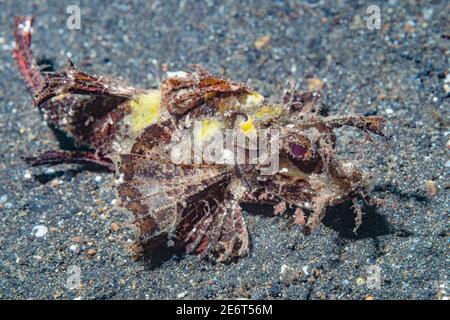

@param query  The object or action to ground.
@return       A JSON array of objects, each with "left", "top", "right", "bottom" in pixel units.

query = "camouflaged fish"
[{"left": 14, "top": 16, "right": 387, "bottom": 262}]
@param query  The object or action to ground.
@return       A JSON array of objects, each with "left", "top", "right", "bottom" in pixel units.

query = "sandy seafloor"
[{"left": 0, "top": 0, "right": 448, "bottom": 300}]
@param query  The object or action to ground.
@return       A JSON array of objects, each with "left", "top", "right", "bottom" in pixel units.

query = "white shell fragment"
[{"left": 31, "top": 225, "right": 48, "bottom": 238}]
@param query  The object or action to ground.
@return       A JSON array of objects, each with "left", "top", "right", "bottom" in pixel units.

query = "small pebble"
[
  {"left": 24, "top": 171, "right": 32, "bottom": 179},
  {"left": 404, "top": 21, "right": 415, "bottom": 33},
  {"left": 356, "top": 277, "right": 366, "bottom": 285},
  {"left": 280, "top": 264, "right": 301, "bottom": 285},
  {"left": 425, "top": 180, "right": 437, "bottom": 197},
  {"left": 0, "top": 195, "right": 7, "bottom": 204},
  {"left": 31, "top": 225, "right": 48, "bottom": 238},
  {"left": 86, "top": 248, "right": 97, "bottom": 257},
  {"left": 50, "top": 179, "right": 62, "bottom": 187},
  {"left": 445, "top": 160, "right": 450, "bottom": 168},
  {"left": 254, "top": 35, "right": 271, "bottom": 49},
  {"left": 69, "top": 244, "right": 80, "bottom": 254},
  {"left": 302, "top": 265, "right": 310, "bottom": 276},
  {"left": 177, "top": 291, "right": 187, "bottom": 299},
  {"left": 44, "top": 168, "right": 55, "bottom": 175},
  {"left": 444, "top": 84, "right": 450, "bottom": 93},
  {"left": 95, "top": 176, "right": 102, "bottom": 182},
  {"left": 110, "top": 222, "right": 120, "bottom": 232},
  {"left": 71, "top": 236, "right": 82, "bottom": 242}
]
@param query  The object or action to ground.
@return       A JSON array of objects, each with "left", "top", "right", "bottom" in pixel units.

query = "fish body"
[{"left": 14, "top": 16, "right": 387, "bottom": 263}]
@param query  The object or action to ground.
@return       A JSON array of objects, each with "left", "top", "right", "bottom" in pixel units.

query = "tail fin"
[{"left": 13, "top": 16, "right": 43, "bottom": 93}]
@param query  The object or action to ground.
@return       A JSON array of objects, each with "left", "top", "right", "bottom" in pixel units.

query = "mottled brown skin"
[
  {"left": 14, "top": 16, "right": 387, "bottom": 263},
  {"left": 161, "top": 65, "right": 254, "bottom": 118},
  {"left": 13, "top": 17, "right": 139, "bottom": 170},
  {"left": 117, "top": 71, "right": 386, "bottom": 263}
]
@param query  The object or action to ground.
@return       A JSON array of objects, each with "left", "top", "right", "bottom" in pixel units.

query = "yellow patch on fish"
[
  {"left": 240, "top": 116, "right": 256, "bottom": 136},
  {"left": 218, "top": 91, "right": 264, "bottom": 115},
  {"left": 241, "top": 91, "right": 264, "bottom": 109},
  {"left": 254, "top": 105, "right": 283, "bottom": 120},
  {"left": 199, "top": 119, "right": 222, "bottom": 140},
  {"left": 129, "top": 91, "right": 161, "bottom": 133}
]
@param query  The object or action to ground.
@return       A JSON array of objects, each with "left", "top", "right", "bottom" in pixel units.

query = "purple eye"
[{"left": 290, "top": 143, "right": 308, "bottom": 158}]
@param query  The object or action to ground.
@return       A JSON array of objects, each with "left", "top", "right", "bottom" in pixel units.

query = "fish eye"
[
  {"left": 286, "top": 139, "right": 324, "bottom": 174},
  {"left": 289, "top": 142, "right": 308, "bottom": 158}
]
